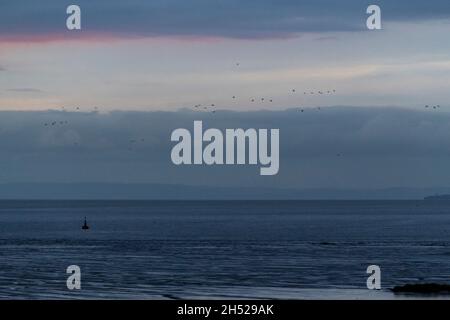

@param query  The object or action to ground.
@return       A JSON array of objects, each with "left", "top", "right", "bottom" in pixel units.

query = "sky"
[
  {"left": 1, "top": 1, "right": 450, "bottom": 195},
  {"left": 1, "top": 1, "right": 450, "bottom": 110}
]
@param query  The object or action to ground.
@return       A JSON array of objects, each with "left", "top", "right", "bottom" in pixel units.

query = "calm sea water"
[{"left": 0, "top": 200, "right": 449, "bottom": 299}]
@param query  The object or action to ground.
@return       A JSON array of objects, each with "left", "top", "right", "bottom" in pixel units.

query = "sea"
[{"left": 0, "top": 200, "right": 449, "bottom": 300}]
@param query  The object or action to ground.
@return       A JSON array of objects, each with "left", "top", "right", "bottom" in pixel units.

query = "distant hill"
[
  {"left": 424, "top": 195, "right": 450, "bottom": 200},
  {"left": 1, "top": 183, "right": 450, "bottom": 200}
]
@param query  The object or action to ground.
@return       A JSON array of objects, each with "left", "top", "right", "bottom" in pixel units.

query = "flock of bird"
[
  {"left": 37, "top": 62, "right": 444, "bottom": 158},
  {"left": 127, "top": 138, "right": 146, "bottom": 151},
  {"left": 187, "top": 62, "right": 342, "bottom": 113},
  {"left": 192, "top": 87, "right": 338, "bottom": 113},
  {"left": 43, "top": 106, "right": 99, "bottom": 128},
  {"left": 40, "top": 62, "right": 444, "bottom": 118},
  {"left": 44, "top": 120, "right": 68, "bottom": 127},
  {"left": 425, "top": 105, "right": 441, "bottom": 110},
  {"left": 41, "top": 106, "right": 151, "bottom": 150}
]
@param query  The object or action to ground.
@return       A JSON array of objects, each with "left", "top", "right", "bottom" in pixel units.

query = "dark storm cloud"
[
  {"left": 0, "top": 107, "right": 450, "bottom": 190},
  {"left": 2, "top": 1, "right": 450, "bottom": 40}
]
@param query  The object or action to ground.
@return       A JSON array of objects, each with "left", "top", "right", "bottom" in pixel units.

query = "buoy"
[{"left": 82, "top": 217, "right": 90, "bottom": 230}]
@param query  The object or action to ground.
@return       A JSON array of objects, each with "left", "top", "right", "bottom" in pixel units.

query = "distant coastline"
[
  {"left": 2, "top": 183, "right": 450, "bottom": 200},
  {"left": 424, "top": 195, "right": 450, "bottom": 200}
]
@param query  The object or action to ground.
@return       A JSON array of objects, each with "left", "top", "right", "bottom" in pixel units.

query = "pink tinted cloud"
[
  {"left": 0, "top": 30, "right": 296, "bottom": 47},
  {"left": 0, "top": 32, "right": 137, "bottom": 45}
]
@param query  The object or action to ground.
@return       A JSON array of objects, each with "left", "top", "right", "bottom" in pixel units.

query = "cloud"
[
  {"left": 2, "top": 1, "right": 450, "bottom": 41},
  {"left": 6, "top": 88, "right": 43, "bottom": 93},
  {"left": 0, "top": 106, "right": 450, "bottom": 190}
]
